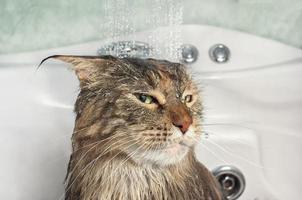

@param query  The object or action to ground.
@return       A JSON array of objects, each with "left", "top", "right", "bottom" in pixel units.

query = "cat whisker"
[
  {"left": 190, "top": 137, "right": 227, "bottom": 164},
  {"left": 90, "top": 138, "right": 141, "bottom": 171},
  {"left": 135, "top": 140, "right": 157, "bottom": 161},
  {"left": 66, "top": 133, "right": 125, "bottom": 178},
  {"left": 205, "top": 138, "right": 272, "bottom": 170},
  {"left": 202, "top": 123, "right": 256, "bottom": 131},
  {"left": 95, "top": 141, "right": 148, "bottom": 193},
  {"left": 197, "top": 141, "right": 229, "bottom": 165},
  {"left": 64, "top": 134, "right": 130, "bottom": 182},
  {"left": 73, "top": 134, "right": 125, "bottom": 155},
  {"left": 190, "top": 135, "right": 271, "bottom": 169},
  {"left": 60, "top": 138, "right": 138, "bottom": 200},
  {"left": 202, "top": 130, "right": 258, "bottom": 149},
  {"left": 191, "top": 136, "right": 272, "bottom": 170},
  {"left": 45, "top": 136, "right": 119, "bottom": 166}
]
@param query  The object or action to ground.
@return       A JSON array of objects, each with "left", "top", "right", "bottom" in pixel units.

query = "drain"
[{"left": 212, "top": 165, "right": 245, "bottom": 200}]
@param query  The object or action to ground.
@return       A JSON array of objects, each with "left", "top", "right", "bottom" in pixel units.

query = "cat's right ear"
[{"left": 39, "top": 55, "right": 115, "bottom": 83}]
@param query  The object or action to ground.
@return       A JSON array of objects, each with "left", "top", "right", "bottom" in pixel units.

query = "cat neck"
[
  {"left": 97, "top": 148, "right": 196, "bottom": 178},
  {"left": 68, "top": 150, "right": 200, "bottom": 200}
]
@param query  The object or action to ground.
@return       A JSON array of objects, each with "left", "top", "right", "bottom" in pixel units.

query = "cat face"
[{"left": 51, "top": 55, "right": 202, "bottom": 166}]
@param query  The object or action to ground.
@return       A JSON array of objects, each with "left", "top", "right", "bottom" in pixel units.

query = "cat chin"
[
  {"left": 125, "top": 128, "right": 200, "bottom": 167},
  {"left": 127, "top": 143, "right": 190, "bottom": 167}
]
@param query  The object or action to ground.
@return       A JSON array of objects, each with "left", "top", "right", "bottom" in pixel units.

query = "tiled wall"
[{"left": 1, "top": 0, "right": 301, "bottom": 54}]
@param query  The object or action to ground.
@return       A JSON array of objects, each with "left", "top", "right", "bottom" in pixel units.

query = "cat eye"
[
  {"left": 137, "top": 94, "right": 157, "bottom": 104},
  {"left": 184, "top": 95, "right": 193, "bottom": 103}
]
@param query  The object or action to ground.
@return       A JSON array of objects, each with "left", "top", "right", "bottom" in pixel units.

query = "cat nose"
[
  {"left": 173, "top": 119, "right": 191, "bottom": 134},
  {"left": 169, "top": 104, "right": 193, "bottom": 134}
]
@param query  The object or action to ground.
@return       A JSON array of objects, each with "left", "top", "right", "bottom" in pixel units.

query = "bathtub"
[{"left": 0, "top": 25, "right": 301, "bottom": 200}]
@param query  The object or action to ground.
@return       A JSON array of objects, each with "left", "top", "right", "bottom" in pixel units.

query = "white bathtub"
[{"left": 0, "top": 25, "right": 301, "bottom": 200}]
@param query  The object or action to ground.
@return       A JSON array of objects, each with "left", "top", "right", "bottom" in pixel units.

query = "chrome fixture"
[
  {"left": 97, "top": 41, "right": 152, "bottom": 58},
  {"left": 181, "top": 44, "right": 198, "bottom": 63},
  {"left": 209, "top": 44, "right": 230, "bottom": 63},
  {"left": 212, "top": 165, "right": 245, "bottom": 200}
]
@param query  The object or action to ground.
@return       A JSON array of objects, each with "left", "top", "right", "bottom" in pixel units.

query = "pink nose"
[
  {"left": 169, "top": 104, "right": 193, "bottom": 134},
  {"left": 173, "top": 119, "right": 191, "bottom": 134}
]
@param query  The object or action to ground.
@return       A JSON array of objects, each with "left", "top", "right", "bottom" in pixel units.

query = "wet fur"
[{"left": 43, "top": 56, "right": 223, "bottom": 200}]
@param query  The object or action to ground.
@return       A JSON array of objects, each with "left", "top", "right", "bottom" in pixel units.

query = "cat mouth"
[{"left": 163, "top": 140, "right": 193, "bottom": 151}]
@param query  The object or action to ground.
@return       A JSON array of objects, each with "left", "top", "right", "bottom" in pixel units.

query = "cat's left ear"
[{"left": 39, "top": 55, "right": 113, "bottom": 83}]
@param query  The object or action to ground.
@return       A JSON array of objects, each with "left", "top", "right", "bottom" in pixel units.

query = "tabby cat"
[{"left": 42, "top": 55, "right": 222, "bottom": 200}]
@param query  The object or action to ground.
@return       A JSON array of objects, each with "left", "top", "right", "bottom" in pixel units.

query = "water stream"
[{"left": 103, "top": 0, "right": 183, "bottom": 62}]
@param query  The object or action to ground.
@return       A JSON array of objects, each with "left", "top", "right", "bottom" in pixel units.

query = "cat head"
[{"left": 46, "top": 55, "right": 203, "bottom": 166}]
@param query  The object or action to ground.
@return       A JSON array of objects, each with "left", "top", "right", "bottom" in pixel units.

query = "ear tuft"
[{"left": 39, "top": 55, "right": 112, "bottom": 83}]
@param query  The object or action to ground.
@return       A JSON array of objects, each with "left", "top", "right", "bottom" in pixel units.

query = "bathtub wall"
[{"left": 1, "top": 0, "right": 301, "bottom": 54}]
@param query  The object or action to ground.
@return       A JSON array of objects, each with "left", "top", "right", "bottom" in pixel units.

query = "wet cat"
[{"left": 41, "top": 55, "right": 222, "bottom": 200}]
